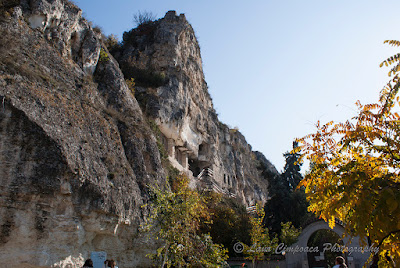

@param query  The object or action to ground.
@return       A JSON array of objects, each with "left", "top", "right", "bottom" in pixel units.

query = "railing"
[
  {"left": 197, "top": 168, "right": 213, "bottom": 180},
  {"left": 196, "top": 168, "right": 237, "bottom": 198},
  {"left": 246, "top": 206, "right": 257, "bottom": 213}
]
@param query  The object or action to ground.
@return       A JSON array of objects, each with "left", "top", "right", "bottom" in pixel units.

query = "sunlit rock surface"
[{"left": 0, "top": 1, "right": 277, "bottom": 267}]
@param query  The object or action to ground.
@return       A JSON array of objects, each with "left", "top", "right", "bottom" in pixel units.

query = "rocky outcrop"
[
  {"left": 0, "top": 2, "right": 278, "bottom": 267},
  {"left": 0, "top": 1, "right": 163, "bottom": 267},
  {"left": 116, "top": 10, "right": 277, "bottom": 206}
]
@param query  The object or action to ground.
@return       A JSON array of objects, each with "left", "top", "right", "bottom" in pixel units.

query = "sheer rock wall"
[
  {"left": 0, "top": 1, "right": 163, "bottom": 267},
  {"left": 0, "top": 2, "right": 278, "bottom": 267},
  {"left": 116, "top": 11, "right": 278, "bottom": 206}
]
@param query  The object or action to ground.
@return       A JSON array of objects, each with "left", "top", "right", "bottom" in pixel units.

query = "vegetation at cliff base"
[
  {"left": 142, "top": 174, "right": 228, "bottom": 267},
  {"left": 242, "top": 205, "right": 279, "bottom": 268},
  {"left": 199, "top": 193, "right": 252, "bottom": 257},
  {"left": 297, "top": 40, "right": 400, "bottom": 267}
]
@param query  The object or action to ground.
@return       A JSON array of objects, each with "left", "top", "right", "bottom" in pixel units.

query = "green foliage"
[
  {"left": 263, "top": 142, "right": 313, "bottom": 236},
  {"left": 200, "top": 193, "right": 252, "bottom": 257},
  {"left": 0, "top": 0, "right": 19, "bottom": 10},
  {"left": 298, "top": 40, "right": 400, "bottom": 267},
  {"left": 279, "top": 222, "right": 301, "bottom": 246},
  {"left": 98, "top": 48, "right": 109, "bottom": 62},
  {"left": 242, "top": 205, "right": 279, "bottom": 268},
  {"left": 123, "top": 21, "right": 157, "bottom": 47},
  {"left": 283, "top": 141, "right": 303, "bottom": 190},
  {"left": 307, "top": 230, "right": 344, "bottom": 268},
  {"left": 166, "top": 165, "right": 180, "bottom": 182},
  {"left": 143, "top": 174, "right": 228, "bottom": 267}
]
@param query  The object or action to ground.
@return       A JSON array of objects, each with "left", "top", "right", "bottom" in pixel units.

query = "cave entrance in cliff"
[
  {"left": 188, "top": 158, "right": 210, "bottom": 178},
  {"left": 189, "top": 142, "right": 211, "bottom": 177},
  {"left": 189, "top": 158, "right": 202, "bottom": 177}
]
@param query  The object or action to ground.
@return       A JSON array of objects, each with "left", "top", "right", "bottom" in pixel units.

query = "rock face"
[
  {"left": 116, "top": 10, "right": 278, "bottom": 206},
  {"left": 0, "top": 1, "right": 163, "bottom": 267},
  {"left": 0, "top": 2, "right": 278, "bottom": 267}
]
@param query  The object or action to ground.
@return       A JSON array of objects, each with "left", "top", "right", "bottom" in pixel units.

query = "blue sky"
[{"left": 74, "top": 0, "right": 400, "bottom": 171}]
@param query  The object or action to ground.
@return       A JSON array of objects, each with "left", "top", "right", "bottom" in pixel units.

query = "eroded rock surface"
[
  {"left": 0, "top": 1, "right": 163, "bottom": 267},
  {"left": 0, "top": 2, "right": 278, "bottom": 267},
  {"left": 116, "top": 10, "right": 278, "bottom": 206}
]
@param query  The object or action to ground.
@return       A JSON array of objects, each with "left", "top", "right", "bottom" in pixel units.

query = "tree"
[
  {"left": 279, "top": 222, "right": 301, "bottom": 246},
  {"left": 283, "top": 141, "right": 303, "bottom": 190},
  {"left": 242, "top": 205, "right": 278, "bottom": 268},
  {"left": 297, "top": 40, "right": 400, "bottom": 267},
  {"left": 200, "top": 193, "right": 252, "bottom": 257},
  {"left": 143, "top": 174, "right": 228, "bottom": 267},
  {"left": 263, "top": 142, "right": 313, "bottom": 235}
]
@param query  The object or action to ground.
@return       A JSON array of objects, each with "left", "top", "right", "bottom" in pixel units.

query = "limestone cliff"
[
  {"left": 1, "top": 1, "right": 163, "bottom": 267},
  {"left": 0, "top": 1, "right": 278, "bottom": 267},
  {"left": 115, "top": 10, "right": 277, "bottom": 206}
]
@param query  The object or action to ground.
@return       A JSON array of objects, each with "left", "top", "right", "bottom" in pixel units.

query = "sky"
[{"left": 74, "top": 0, "right": 400, "bottom": 172}]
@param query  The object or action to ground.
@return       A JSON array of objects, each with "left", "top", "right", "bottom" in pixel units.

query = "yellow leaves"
[
  {"left": 145, "top": 173, "right": 221, "bottom": 260},
  {"left": 363, "top": 103, "right": 380, "bottom": 111},
  {"left": 295, "top": 40, "right": 400, "bottom": 265},
  {"left": 384, "top": 40, "right": 400, "bottom": 47},
  {"left": 328, "top": 216, "right": 336, "bottom": 229},
  {"left": 297, "top": 179, "right": 308, "bottom": 189},
  {"left": 380, "top": 51, "right": 400, "bottom": 77}
]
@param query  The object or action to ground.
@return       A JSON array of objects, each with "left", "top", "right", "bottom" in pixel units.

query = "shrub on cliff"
[
  {"left": 104, "top": 34, "right": 121, "bottom": 55},
  {"left": 133, "top": 11, "right": 156, "bottom": 27},
  {"left": 122, "top": 12, "right": 157, "bottom": 48}
]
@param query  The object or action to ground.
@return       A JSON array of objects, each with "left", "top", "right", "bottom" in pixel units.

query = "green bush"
[
  {"left": 98, "top": 48, "right": 109, "bottom": 62},
  {"left": 200, "top": 194, "right": 252, "bottom": 257}
]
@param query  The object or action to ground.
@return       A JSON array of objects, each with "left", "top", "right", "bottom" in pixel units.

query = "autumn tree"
[
  {"left": 242, "top": 205, "right": 279, "bottom": 268},
  {"left": 279, "top": 222, "right": 302, "bottom": 246},
  {"left": 297, "top": 40, "right": 400, "bottom": 267},
  {"left": 143, "top": 174, "right": 228, "bottom": 267}
]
